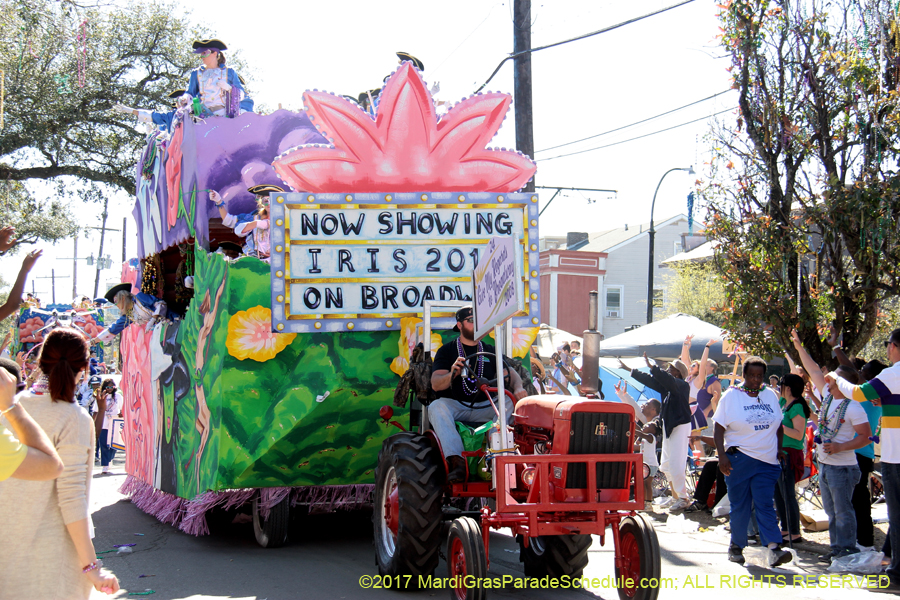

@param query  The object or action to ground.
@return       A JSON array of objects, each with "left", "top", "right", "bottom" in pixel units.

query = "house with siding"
[{"left": 539, "top": 214, "right": 703, "bottom": 339}]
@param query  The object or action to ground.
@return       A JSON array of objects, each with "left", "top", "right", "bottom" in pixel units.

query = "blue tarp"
[{"left": 599, "top": 365, "right": 662, "bottom": 402}]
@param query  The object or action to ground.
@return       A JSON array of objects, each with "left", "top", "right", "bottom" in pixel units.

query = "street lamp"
[{"left": 647, "top": 166, "right": 695, "bottom": 324}]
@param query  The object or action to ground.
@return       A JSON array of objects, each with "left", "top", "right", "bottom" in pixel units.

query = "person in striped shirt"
[{"left": 827, "top": 329, "right": 900, "bottom": 587}]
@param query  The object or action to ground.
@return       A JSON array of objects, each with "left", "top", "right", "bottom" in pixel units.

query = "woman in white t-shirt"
[
  {"left": 790, "top": 329, "right": 871, "bottom": 560},
  {"left": 713, "top": 355, "right": 791, "bottom": 567}
]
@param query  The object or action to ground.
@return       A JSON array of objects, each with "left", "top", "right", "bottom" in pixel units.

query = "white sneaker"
[
  {"left": 668, "top": 498, "right": 691, "bottom": 511},
  {"left": 657, "top": 496, "right": 676, "bottom": 508},
  {"left": 102, "top": 466, "right": 110, "bottom": 474}
]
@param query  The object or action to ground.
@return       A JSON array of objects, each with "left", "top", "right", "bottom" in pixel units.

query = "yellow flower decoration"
[
  {"left": 489, "top": 327, "right": 539, "bottom": 358},
  {"left": 390, "top": 317, "right": 443, "bottom": 377},
  {"left": 226, "top": 306, "right": 297, "bottom": 362}
]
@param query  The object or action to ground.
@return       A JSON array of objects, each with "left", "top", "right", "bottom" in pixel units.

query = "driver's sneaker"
[
  {"left": 728, "top": 543, "right": 745, "bottom": 564},
  {"left": 684, "top": 500, "right": 706, "bottom": 513},
  {"left": 769, "top": 546, "right": 792, "bottom": 567}
]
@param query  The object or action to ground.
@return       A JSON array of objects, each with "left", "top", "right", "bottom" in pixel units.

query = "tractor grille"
[{"left": 565, "top": 412, "right": 631, "bottom": 489}]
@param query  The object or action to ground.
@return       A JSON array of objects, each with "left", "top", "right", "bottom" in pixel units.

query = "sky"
[{"left": 4, "top": 0, "right": 737, "bottom": 303}]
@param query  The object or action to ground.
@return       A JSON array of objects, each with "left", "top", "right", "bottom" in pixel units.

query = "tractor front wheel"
[
  {"left": 374, "top": 432, "right": 444, "bottom": 586},
  {"left": 615, "top": 513, "right": 661, "bottom": 600},
  {"left": 447, "top": 517, "right": 487, "bottom": 600},
  {"left": 518, "top": 534, "right": 592, "bottom": 578}
]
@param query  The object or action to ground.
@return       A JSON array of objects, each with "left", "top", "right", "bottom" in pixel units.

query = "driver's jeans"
[{"left": 428, "top": 396, "right": 515, "bottom": 458}]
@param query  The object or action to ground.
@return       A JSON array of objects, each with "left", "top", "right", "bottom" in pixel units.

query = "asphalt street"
[{"left": 87, "top": 456, "right": 896, "bottom": 600}]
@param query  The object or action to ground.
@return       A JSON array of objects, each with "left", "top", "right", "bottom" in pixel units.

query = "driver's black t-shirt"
[{"left": 433, "top": 337, "right": 499, "bottom": 406}]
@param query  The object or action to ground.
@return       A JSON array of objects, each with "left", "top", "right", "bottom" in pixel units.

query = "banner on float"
[
  {"left": 269, "top": 192, "right": 541, "bottom": 333},
  {"left": 473, "top": 236, "right": 523, "bottom": 341}
]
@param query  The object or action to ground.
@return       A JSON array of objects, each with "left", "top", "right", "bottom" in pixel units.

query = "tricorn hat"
[
  {"left": 192, "top": 39, "right": 227, "bottom": 52},
  {"left": 104, "top": 283, "right": 132, "bottom": 304},
  {"left": 167, "top": 89, "right": 186, "bottom": 99},
  {"left": 216, "top": 241, "right": 243, "bottom": 254},
  {"left": 248, "top": 184, "right": 284, "bottom": 197},
  {"left": 396, "top": 52, "right": 424, "bottom": 71}
]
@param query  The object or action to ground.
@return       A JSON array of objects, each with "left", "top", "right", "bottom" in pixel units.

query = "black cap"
[
  {"left": 452, "top": 306, "right": 473, "bottom": 332},
  {"left": 104, "top": 283, "right": 132, "bottom": 304},
  {"left": 396, "top": 52, "right": 424, "bottom": 71},
  {"left": 192, "top": 39, "right": 227, "bottom": 52}
]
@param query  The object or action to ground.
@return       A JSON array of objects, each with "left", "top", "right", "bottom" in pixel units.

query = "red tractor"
[{"left": 374, "top": 344, "right": 661, "bottom": 600}]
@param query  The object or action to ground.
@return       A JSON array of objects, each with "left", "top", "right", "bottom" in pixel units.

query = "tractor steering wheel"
[{"left": 459, "top": 351, "right": 497, "bottom": 388}]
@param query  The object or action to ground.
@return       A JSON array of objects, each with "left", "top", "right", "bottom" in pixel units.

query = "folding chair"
[{"left": 795, "top": 422, "right": 823, "bottom": 509}]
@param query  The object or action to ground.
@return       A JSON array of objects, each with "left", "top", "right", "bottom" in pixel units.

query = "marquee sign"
[{"left": 269, "top": 191, "right": 541, "bottom": 333}]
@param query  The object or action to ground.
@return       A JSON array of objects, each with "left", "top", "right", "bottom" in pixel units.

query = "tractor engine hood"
[{"left": 515, "top": 396, "right": 637, "bottom": 430}]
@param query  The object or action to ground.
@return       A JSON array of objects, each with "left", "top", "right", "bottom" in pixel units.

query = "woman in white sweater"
[{"left": 0, "top": 328, "right": 118, "bottom": 599}]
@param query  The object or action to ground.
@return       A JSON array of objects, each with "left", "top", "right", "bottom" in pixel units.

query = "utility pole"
[
  {"left": 73, "top": 237, "right": 77, "bottom": 298},
  {"left": 84, "top": 203, "right": 120, "bottom": 298},
  {"left": 94, "top": 198, "right": 109, "bottom": 299},
  {"left": 513, "top": 0, "right": 535, "bottom": 193},
  {"left": 122, "top": 217, "right": 127, "bottom": 263},
  {"left": 35, "top": 271, "right": 69, "bottom": 306}
]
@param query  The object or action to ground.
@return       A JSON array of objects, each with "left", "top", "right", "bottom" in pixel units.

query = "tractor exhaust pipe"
[{"left": 581, "top": 291, "right": 601, "bottom": 396}]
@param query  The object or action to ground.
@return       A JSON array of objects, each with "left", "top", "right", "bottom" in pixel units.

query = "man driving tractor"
[{"left": 429, "top": 306, "right": 528, "bottom": 484}]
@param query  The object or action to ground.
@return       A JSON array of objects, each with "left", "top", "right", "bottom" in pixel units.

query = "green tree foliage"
[
  {"left": 0, "top": 181, "right": 78, "bottom": 253},
  {"left": 0, "top": 0, "right": 239, "bottom": 196},
  {"left": 702, "top": 0, "right": 900, "bottom": 367},
  {"left": 661, "top": 261, "right": 729, "bottom": 328}
]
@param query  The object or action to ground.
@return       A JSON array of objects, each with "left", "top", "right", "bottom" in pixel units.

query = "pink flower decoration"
[{"left": 273, "top": 62, "right": 536, "bottom": 193}]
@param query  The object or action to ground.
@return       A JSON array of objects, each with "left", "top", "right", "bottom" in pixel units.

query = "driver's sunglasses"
[{"left": 885, "top": 340, "right": 896, "bottom": 348}]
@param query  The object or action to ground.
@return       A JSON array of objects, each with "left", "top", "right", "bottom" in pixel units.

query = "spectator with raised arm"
[
  {"left": 682, "top": 336, "right": 720, "bottom": 455},
  {"left": 619, "top": 352, "right": 692, "bottom": 511},
  {"left": 791, "top": 329, "right": 871, "bottom": 561},
  {"left": 826, "top": 329, "right": 900, "bottom": 586},
  {"left": 0, "top": 249, "right": 42, "bottom": 322}
]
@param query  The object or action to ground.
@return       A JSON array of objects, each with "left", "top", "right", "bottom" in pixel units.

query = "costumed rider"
[
  {"left": 357, "top": 52, "right": 443, "bottom": 116},
  {"left": 210, "top": 184, "right": 282, "bottom": 259},
  {"left": 187, "top": 39, "right": 254, "bottom": 118},
  {"left": 112, "top": 89, "right": 188, "bottom": 133},
  {"left": 430, "top": 306, "right": 527, "bottom": 484},
  {"left": 92, "top": 284, "right": 177, "bottom": 343}
]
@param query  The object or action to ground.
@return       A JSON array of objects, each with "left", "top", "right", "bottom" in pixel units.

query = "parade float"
[
  {"left": 14, "top": 303, "right": 106, "bottom": 361},
  {"left": 116, "top": 62, "right": 544, "bottom": 547}
]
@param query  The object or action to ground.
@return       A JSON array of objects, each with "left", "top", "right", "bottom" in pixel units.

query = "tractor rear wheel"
[
  {"left": 518, "top": 534, "right": 592, "bottom": 578},
  {"left": 374, "top": 432, "right": 444, "bottom": 586},
  {"left": 252, "top": 494, "right": 290, "bottom": 548},
  {"left": 615, "top": 513, "right": 661, "bottom": 600},
  {"left": 447, "top": 517, "right": 487, "bottom": 600}
]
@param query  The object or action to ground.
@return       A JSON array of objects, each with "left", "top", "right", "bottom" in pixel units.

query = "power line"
[
  {"left": 474, "top": 0, "right": 697, "bottom": 94},
  {"left": 535, "top": 89, "right": 733, "bottom": 153},
  {"left": 537, "top": 107, "right": 737, "bottom": 162}
]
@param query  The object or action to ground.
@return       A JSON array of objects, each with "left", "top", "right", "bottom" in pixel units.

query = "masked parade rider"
[
  {"left": 210, "top": 184, "right": 283, "bottom": 258},
  {"left": 430, "top": 306, "right": 528, "bottom": 484},
  {"left": 92, "top": 284, "right": 177, "bottom": 343}
]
